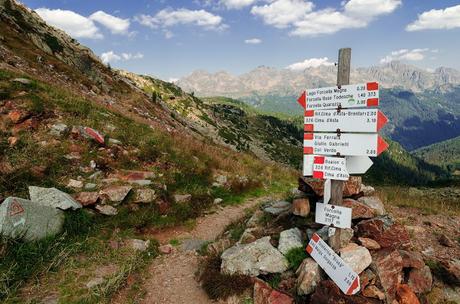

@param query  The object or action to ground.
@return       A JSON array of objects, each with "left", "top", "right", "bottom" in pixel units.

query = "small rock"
[
  {"left": 263, "top": 201, "right": 291, "bottom": 215},
  {"left": 221, "top": 236, "right": 289, "bottom": 276},
  {"left": 291, "top": 198, "right": 310, "bottom": 217},
  {"left": 181, "top": 239, "right": 207, "bottom": 251},
  {"left": 125, "top": 239, "right": 150, "bottom": 252},
  {"left": 278, "top": 228, "right": 303, "bottom": 255},
  {"left": 440, "top": 259, "right": 460, "bottom": 285},
  {"left": 328, "top": 228, "right": 354, "bottom": 251},
  {"left": 49, "top": 123, "right": 69, "bottom": 137},
  {"left": 307, "top": 226, "right": 330, "bottom": 242},
  {"left": 214, "top": 174, "right": 228, "bottom": 186},
  {"left": 239, "top": 228, "right": 260, "bottom": 244},
  {"left": 340, "top": 243, "right": 372, "bottom": 274},
  {"left": 84, "top": 183, "right": 97, "bottom": 191},
  {"left": 99, "top": 186, "right": 132, "bottom": 203},
  {"left": 358, "top": 237, "right": 381, "bottom": 250},
  {"left": 207, "top": 238, "right": 232, "bottom": 256},
  {"left": 396, "top": 284, "right": 421, "bottom": 304},
  {"left": 310, "top": 280, "right": 381, "bottom": 304},
  {"left": 81, "top": 127, "right": 105, "bottom": 144},
  {"left": 67, "top": 179, "right": 84, "bottom": 189},
  {"left": 360, "top": 184, "right": 375, "bottom": 196},
  {"left": 8, "top": 136, "right": 18, "bottom": 147},
  {"left": 254, "top": 278, "right": 294, "bottom": 304},
  {"left": 356, "top": 215, "right": 411, "bottom": 250},
  {"left": 362, "top": 285, "right": 385, "bottom": 300},
  {"left": 73, "top": 192, "right": 99, "bottom": 207},
  {"left": 120, "top": 170, "right": 155, "bottom": 181},
  {"left": 343, "top": 176, "right": 362, "bottom": 196},
  {"left": 88, "top": 171, "right": 102, "bottom": 180},
  {"left": 156, "top": 199, "right": 171, "bottom": 215},
  {"left": 86, "top": 277, "right": 104, "bottom": 289},
  {"left": 439, "top": 235, "right": 455, "bottom": 247},
  {"left": 360, "top": 269, "right": 377, "bottom": 290},
  {"left": 399, "top": 250, "right": 425, "bottom": 269},
  {"left": 357, "top": 196, "right": 386, "bottom": 216},
  {"left": 95, "top": 205, "right": 118, "bottom": 216},
  {"left": 342, "top": 199, "right": 375, "bottom": 219},
  {"left": 12, "top": 78, "right": 32, "bottom": 85},
  {"left": 133, "top": 189, "right": 156, "bottom": 203},
  {"left": 128, "top": 179, "right": 152, "bottom": 186},
  {"left": 174, "top": 194, "right": 192, "bottom": 204},
  {"left": 108, "top": 138, "right": 122, "bottom": 146},
  {"left": 371, "top": 248, "right": 403, "bottom": 302},
  {"left": 291, "top": 188, "right": 307, "bottom": 199},
  {"left": 90, "top": 160, "right": 97, "bottom": 169},
  {"left": 159, "top": 244, "right": 174, "bottom": 254},
  {"left": 296, "top": 258, "right": 322, "bottom": 295},
  {"left": 246, "top": 210, "right": 264, "bottom": 228},
  {"left": 408, "top": 265, "right": 432, "bottom": 294},
  {"left": 213, "top": 198, "right": 223, "bottom": 204},
  {"left": 29, "top": 186, "right": 82, "bottom": 210}
]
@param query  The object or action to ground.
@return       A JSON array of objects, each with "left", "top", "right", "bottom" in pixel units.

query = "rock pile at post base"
[{"left": 219, "top": 177, "right": 434, "bottom": 304}]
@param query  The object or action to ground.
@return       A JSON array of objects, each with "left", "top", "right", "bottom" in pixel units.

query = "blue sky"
[{"left": 20, "top": 0, "right": 460, "bottom": 81}]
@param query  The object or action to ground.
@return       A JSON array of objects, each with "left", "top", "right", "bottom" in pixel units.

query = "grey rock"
[
  {"left": 84, "top": 183, "right": 97, "bottom": 191},
  {"left": 174, "top": 194, "right": 192, "bottom": 204},
  {"left": 358, "top": 196, "right": 386, "bottom": 216},
  {"left": 133, "top": 189, "right": 156, "bottom": 203},
  {"left": 246, "top": 210, "right": 264, "bottom": 228},
  {"left": 340, "top": 243, "right": 372, "bottom": 274},
  {"left": 360, "top": 184, "right": 375, "bottom": 196},
  {"left": 67, "top": 179, "right": 83, "bottom": 189},
  {"left": 86, "top": 277, "right": 104, "bottom": 289},
  {"left": 95, "top": 205, "right": 118, "bottom": 216},
  {"left": 296, "top": 258, "right": 322, "bottom": 295},
  {"left": 291, "top": 187, "right": 307, "bottom": 199},
  {"left": 0, "top": 197, "right": 64, "bottom": 241},
  {"left": 214, "top": 175, "right": 227, "bottom": 186},
  {"left": 328, "top": 228, "right": 354, "bottom": 251},
  {"left": 88, "top": 171, "right": 103, "bottom": 180},
  {"left": 125, "top": 239, "right": 150, "bottom": 252},
  {"left": 128, "top": 179, "right": 152, "bottom": 186},
  {"left": 49, "top": 123, "right": 69, "bottom": 137},
  {"left": 99, "top": 186, "right": 132, "bottom": 203},
  {"left": 239, "top": 228, "right": 261, "bottom": 244},
  {"left": 29, "top": 186, "right": 82, "bottom": 210},
  {"left": 221, "top": 236, "right": 289, "bottom": 276},
  {"left": 307, "top": 226, "right": 330, "bottom": 242},
  {"left": 278, "top": 228, "right": 303, "bottom": 255},
  {"left": 263, "top": 201, "right": 291, "bottom": 215},
  {"left": 108, "top": 138, "right": 122, "bottom": 145},
  {"left": 12, "top": 78, "right": 32, "bottom": 85},
  {"left": 213, "top": 198, "right": 223, "bottom": 204},
  {"left": 181, "top": 239, "right": 207, "bottom": 251}
]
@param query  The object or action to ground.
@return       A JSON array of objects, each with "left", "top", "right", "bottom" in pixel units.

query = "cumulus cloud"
[
  {"left": 35, "top": 8, "right": 103, "bottom": 39},
  {"left": 379, "top": 48, "right": 433, "bottom": 64},
  {"left": 406, "top": 5, "right": 460, "bottom": 31},
  {"left": 245, "top": 38, "right": 262, "bottom": 44},
  {"left": 136, "top": 8, "right": 227, "bottom": 31},
  {"left": 251, "top": 0, "right": 401, "bottom": 36},
  {"left": 101, "top": 51, "right": 144, "bottom": 64},
  {"left": 221, "top": 0, "right": 257, "bottom": 9},
  {"left": 89, "top": 11, "right": 131, "bottom": 35},
  {"left": 286, "top": 57, "right": 334, "bottom": 71}
]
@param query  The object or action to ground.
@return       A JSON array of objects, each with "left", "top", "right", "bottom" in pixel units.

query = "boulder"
[
  {"left": 73, "top": 192, "right": 99, "bottom": 207},
  {"left": 371, "top": 249, "right": 403, "bottom": 302},
  {"left": 254, "top": 279, "right": 294, "bottom": 304},
  {"left": 358, "top": 237, "right": 381, "bottom": 250},
  {"left": 296, "top": 258, "right": 322, "bottom": 295},
  {"left": 399, "top": 250, "right": 425, "bottom": 269},
  {"left": 360, "top": 184, "right": 375, "bottom": 196},
  {"left": 356, "top": 215, "right": 411, "bottom": 250},
  {"left": 291, "top": 198, "right": 310, "bottom": 217},
  {"left": 278, "top": 228, "right": 303, "bottom": 255},
  {"left": 95, "top": 205, "right": 118, "bottom": 216},
  {"left": 29, "top": 186, "right": 82, "bottom": 210},
  {"left": 343, "top": 176, "right": 362, "bottom": 196},
  {"left": 408, "top": 265, "right": 432, "bottom": 294},
  {"left": 99, "top": 186, "right": 132, "bottom": 203},
  {"left": 310, "top": 280, "right": 381, "bottom": 304},
  {"left": 396, "top": 284, "right": 421, "bottom": 304},
  {"left": 357, "top": 196, "right": 386, "bottom": 216},
  {"left": 173, "top": 194, "right": 192, "bottom": 204},
  {"left": 221, "top": 236, "right": 289, "bottom": 276},
  {"left": 340, "top": 243, "right": 372, "bottom": 274},
  {"left": 49, "top": 123, "right": 69, "bottom": 137},
  {"left": 342, "top": 198, "right": 375, "bottom": 219},
  {"left": 133, "top": 189, "right": 156, "bottom": 203},
  {"left": 0, "top": 197, "right": 64, "bottom": 241},
  {"left": 263, "top": 201, "right": 291, "bottom": 215}
]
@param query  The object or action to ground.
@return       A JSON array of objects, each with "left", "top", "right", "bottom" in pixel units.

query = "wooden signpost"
[{"left": 297, "top": 48, "right": 390, "bottom": 295}]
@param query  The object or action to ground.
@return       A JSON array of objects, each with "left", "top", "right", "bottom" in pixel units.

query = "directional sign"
[
  {"left": 307, "top": 233, "right": 360, "bottom": 295},
  {"left": 297, "top": 82, "right": 379, "bottom": 110},
  {"left": 304, "top": 109, "right": 388, "bottom": 133},
  {"left": 304, "top": 133, "right": 389, "bottom": 157},
  {"left": 315, "top": 202, "right": 352, "bottom": 228},
  {"left": 303, "top": 156, "right": 349, "bottom": 181},
  {"left": 304, "top": 155, "right": 373, "bottom": 175}
]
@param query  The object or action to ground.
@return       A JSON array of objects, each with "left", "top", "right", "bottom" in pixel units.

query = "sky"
[{"left": 19, "top": 0, "right": 460, "bottom": 81}]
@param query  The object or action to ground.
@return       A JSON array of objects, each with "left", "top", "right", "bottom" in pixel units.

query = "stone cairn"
[{"left": 218, "top": 177, "right": 432, "bottom": 304}]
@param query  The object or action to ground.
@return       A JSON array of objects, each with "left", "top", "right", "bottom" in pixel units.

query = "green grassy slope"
[{"left": 414, "top": 136, "right": 460, "bottom": 174}]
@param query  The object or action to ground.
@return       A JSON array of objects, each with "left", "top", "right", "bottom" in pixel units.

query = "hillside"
[{"left": 414, "top": 136, "right": 460, "bottom": 174}]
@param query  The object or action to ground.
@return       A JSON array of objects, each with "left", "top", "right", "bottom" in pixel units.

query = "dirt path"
[{"left": 112, "top": 195, "right": 273, "bottom": 304}]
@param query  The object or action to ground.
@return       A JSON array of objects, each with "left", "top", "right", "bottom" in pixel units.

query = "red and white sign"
[
  {"left": 304, "top": 155, "right": 373, "bottom": 175},
  {"left": 304, "top": 109, "right": 388, "bottom": 133},
  {"left": 315, "top": 202, "right": 352, "bottom": 228},
  {"left": 304, "top": 133, "right": 389, "bottom": 157},
  {"left": 297, "top": 82, "right": 379, "bottom": 110},
  {"left": 307, "top": 233, "right": 360, "bottom": 295},
  {"left": 303, "top": 156, "right": 349, "bottom": 181}
]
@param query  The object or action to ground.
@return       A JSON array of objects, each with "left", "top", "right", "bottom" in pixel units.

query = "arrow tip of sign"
[
  {"left": 377, "top": 111, "right": 389, "bottom": 131},
  {"left": 377, "top": 136, "right": 389, "bottom": 156},
  {"left": 297, "top": 91, "right": 306, "bottom": 109}
]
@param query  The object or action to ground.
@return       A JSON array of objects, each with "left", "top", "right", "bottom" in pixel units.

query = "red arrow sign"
[{"left": 297, "top": 91, "right": 306, "bottom": 109}]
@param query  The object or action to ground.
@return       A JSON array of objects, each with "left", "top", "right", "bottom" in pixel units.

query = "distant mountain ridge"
[{"left": 177, "top": 62, "right": 460, "bottom": 97}]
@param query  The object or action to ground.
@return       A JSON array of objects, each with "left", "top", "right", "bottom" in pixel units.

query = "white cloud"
[
  {"left": 35, "top": 8, "right": 103, "bottom": 39},
  {"left": 136, "top": 8, "right": 227, "bottom": 31},
  {"left": 221, "top": 0, "right": 257, "bottom": 9},
  {"left": 101, "top": 51, "right": 144, "bottom": 64},
  {"left": 379, "top": 48, "right": 433, "bottom": 64},
  {"left": 251, "top": 0, "right": 401, "bottom": 36},
  {"left": 89, "top": 11, "right": 131, "bottom": 35},
  {"left": 406, "top": 5, "right": 460, "bottom": 31},
  {"left": 245, "top": 38, "right": 262, "bottom": 44},
  {"left": 251, "top": 0, "right": 314, "bottom": 29},
  {"left": 168, "top": 78, "right": 179, "bottom": 83},
  {"left": 286, "top": 57, "right": 334, "bottom": 71},
  {"left": 164, "top": 30, "right": 174, "bottom": 39}
]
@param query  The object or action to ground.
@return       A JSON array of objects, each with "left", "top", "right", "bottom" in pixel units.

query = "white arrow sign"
[
  {"left": 315, "top": 202, "right": 352, "bottom": 228},
  {"left": 297, "top": 82, "right": 379, "bottom": 110},
  {"left": 303, "top": 156, "right": 349, "bottom": 181},
  {"left": 304, "top": 155, "right": 373, "bottom": 176},
  {"left": 307, "top": 233, "right": 360, "bottom": 295},
  {"left": 304, "top": 133, "right": 388, "bottom": 157},
  {"left": 304, "top": 109, "right": 388, "bottom": 133}
]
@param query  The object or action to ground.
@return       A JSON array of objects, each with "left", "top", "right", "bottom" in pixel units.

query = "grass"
[{"left": 285, "top": 247, "right": 308, "bottom": 270}]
